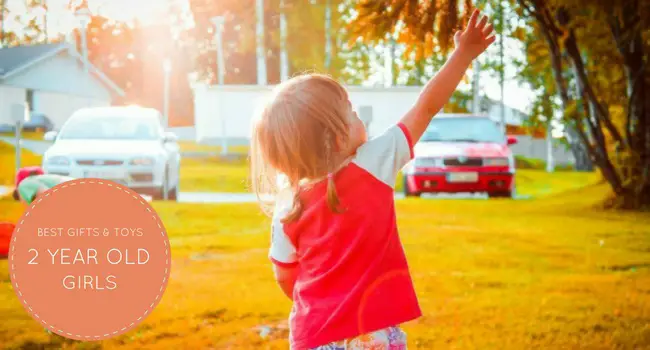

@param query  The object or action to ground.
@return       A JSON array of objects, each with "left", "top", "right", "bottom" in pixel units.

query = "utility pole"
[
  {"left": 0, "top": 0, "right": 5, "bottom": 47},
  {"left": 279, "top": 0, "right": 289, "bottom": 81},
  {"left": 255, "top": 0, "right": 267, "bottom": 85},
  {"left": 211, "top": 16, "right": 228, "bottom": 156},
  {"left": 546, "top": 122, "right": 555, "bottom": 173},
  {"left": 43, "top": 0, "right": 48, "bottom": 42},
  {"left": 472, "top": 60, "right": 481, "bottom": 114},
  {"left": 498, "top": 0, "right": 506, "bottom": 133},
  {"left": 324, "top": 0, "right": 332, "bottom": 70},
  {"left": 74, "top": 7, "right": 91, "bottom": 74}
]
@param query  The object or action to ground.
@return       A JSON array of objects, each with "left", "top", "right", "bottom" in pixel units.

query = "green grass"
[
  {"left": 177, "top": 142, "right": 249, "bottom": 155},
  {"left": 0, "top": 131, "right": 47, "bottom": 141},
  {"left": 0, "top": 142, "right": 43, "bottom": 187},
  {"left": 180, "top": 157, "right": 250, "bottom": 193},
  {"left": 179, "top": 153, "right": 598, "bottom": 197},
  {"left": 1, "top": 184, "right": 649, "bottom": 349}
]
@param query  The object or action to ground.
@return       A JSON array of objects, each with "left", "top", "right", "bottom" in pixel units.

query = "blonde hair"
[{"left": 251, "top": 74, "right": 351, "bottom": 222}]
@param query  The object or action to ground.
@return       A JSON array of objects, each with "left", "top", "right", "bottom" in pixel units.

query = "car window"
[
  {"left": 58, "top": 116, "right": 162, "bottom": 140},
  {"left": 421, "top": 118, "right": 505, "bottom": 143}
]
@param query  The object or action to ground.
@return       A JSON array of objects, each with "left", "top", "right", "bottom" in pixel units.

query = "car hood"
[
  {"left": 46, "top": 140, "right": 164, "bottom": 158},
  {"left": 414, "top": 141, "right": 511, "bottom": 158}
]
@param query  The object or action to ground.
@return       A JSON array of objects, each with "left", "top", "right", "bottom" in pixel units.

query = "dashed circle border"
[{"left": 9, "top": 179, "right": 171, "bottom": 341}]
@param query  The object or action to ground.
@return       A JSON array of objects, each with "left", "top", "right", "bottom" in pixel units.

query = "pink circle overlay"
[{"left": 9, "top": 179, "right": 171, "bottom": 341}]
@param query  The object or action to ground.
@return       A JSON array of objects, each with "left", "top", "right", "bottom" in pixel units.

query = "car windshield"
[
  {"left": 421, "top": 117, "right": 505, "bottom": 143},
  {"left": 58, "top": 116, "right": 162, "bottom": 140}
]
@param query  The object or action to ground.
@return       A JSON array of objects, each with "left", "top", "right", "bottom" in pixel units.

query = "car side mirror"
[
  {"left": 507, "top": 136, "right": 518, "bottom": 146},
  {"left": 44, "top": 131, "right": 58, "bottom": 142},
  {"left": 163, "top": 132, "right": 178, "bottom": 143}
]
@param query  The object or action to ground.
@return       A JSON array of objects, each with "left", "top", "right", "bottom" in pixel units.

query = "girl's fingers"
[
  {"left": 477, "top": 15, "right": 488, "bottom": 29},
  {"left": 485, "top": 35, "right": 497, "bottom": 46},
  {"left": 483, "top": 23, "right": 494, "bottom": 36},
  {"left": 468, "top": 9, "right": 480, "bottom": 28}
]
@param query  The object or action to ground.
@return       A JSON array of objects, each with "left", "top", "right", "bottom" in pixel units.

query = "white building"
[
  {"left": 193, "top": 84, "right": 525, "bottom": 144},
  {"left": 193, "top": 83, "right": 575, "bottom": 165},
  {"left": 0, "top": 43, "right": 124, "bottom": 129}
]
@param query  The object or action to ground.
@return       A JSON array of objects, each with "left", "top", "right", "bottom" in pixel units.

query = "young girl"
[{"left": 251, "top": 10, "right": 495, "bottom": 349}]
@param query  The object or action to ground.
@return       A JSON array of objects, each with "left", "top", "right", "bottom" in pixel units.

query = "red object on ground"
[
  {"left": 15, "top": 166, "right": 44, "bottom": 187},
  {"left": 0, "top": 223, "right": 15, "bottom": 259},
  {"left": 12, "top": 166, "right": 44, "bottom": 200}
]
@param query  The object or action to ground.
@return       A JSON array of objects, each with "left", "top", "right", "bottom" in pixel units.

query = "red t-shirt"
[{"left": 269, "top": 123, "right": 422, "bottom": 349}]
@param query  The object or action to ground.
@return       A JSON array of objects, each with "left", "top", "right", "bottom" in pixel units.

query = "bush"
[{"left": 515, "top": 155, "right": 574, "bottom": 171}]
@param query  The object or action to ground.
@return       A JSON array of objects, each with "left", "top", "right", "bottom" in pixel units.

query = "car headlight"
[
  {"left": 47, "top": 156, "right": 69, "bottom": 166},
  {"left": 129, "top": 157, "right": 155, "bottom": 166},
  {"left": 484, "top": 157, "right": 510, "bottom": 166},
  {"left": 414, "top": 157, "right": 443, "bottom": 167}
]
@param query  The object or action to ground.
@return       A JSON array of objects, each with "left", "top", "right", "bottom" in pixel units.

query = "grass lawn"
[
  {"left": 177, "top": 142, "right": 249, "bottom": 155},
  {"left": 179, "top": 153, "right": 598, "bottom": 197},
  {"left": 0, "top": 142, "right": 43, "bottom": 187},
  {"left": 1, "top": 181, "right": 649, "bottom": 349},
  {"left": 0, "top": 131, "right": 47, "bottom": 141}
]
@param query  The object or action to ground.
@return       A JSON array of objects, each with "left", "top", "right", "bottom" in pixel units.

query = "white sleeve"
[
  {"left": 353, "top": 123, "right": 414, "bottom": 188},
  {"left": 268, "top": 191, "right": 298, "bottom": 266}
]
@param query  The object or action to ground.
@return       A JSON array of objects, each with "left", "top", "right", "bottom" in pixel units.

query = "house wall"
[
  {"left": 34, "top": 92, "right": 110, "bottom": 129},
  {"left": 0, "top": 85, "right": 26, "bottom": 124},
  {"left": 1, "top": 51, "right": 114, "bottom": 129},
  {"left": 192, "top": 84, "right": 574, "bottom": 164},
  {"left": 2, "top": 53, "right": 112, "bottom": 100},
  {"left": 193, "top": 84, "right": 527, "bottom": 143},
  {"left": 511, "top": 135, "right": 575, "bottom": 166}
]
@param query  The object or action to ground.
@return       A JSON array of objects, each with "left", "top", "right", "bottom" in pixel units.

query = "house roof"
[
  {"left": 0, "top": 43, "right": 64, "bottom": 75},
  {"left": 0, "top": 43, "right": 125, "bottom": 97}
]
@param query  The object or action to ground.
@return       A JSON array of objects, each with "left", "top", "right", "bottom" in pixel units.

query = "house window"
[{"left": 25, "top": 89, "right": 35, "bottom": 111}]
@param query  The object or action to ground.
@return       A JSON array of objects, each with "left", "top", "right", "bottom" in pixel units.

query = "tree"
[
  {"left": 188, "top": 0, "right": 349, "bottom": 85},
  {"left": 515, "top": 0, "right": 649, "bottom": 208},
  {"left": 513, "top": 19, "right": 593, "bottom": 170},
  {"left": 350, "top": 0, "right": 474, "bottom": 59}
]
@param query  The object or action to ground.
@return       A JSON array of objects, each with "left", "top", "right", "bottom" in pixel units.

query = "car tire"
[
  {"left": 403, "top": 175, "right": 420, "bottom": 198},
  {"left": 488, "top": 191, "right": 513, "bottom": 199},
  {"left": 160, "top": 166, "right": 178, "bottom": 202},
  {"left": 167, "top": 181, "right": 178, "bottom": 201}
]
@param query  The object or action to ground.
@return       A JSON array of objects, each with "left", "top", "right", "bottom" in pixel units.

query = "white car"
[{"left": 42, "top": 106, "right": 181, "bottom": 201}]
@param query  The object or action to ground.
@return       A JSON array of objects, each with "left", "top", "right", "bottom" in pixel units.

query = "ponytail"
[
  {"left": 282, "top": 174, "right": 345, "bottom": 223},
  {"left": 326, "top": 174, "right": 345, "bottom": 214}
]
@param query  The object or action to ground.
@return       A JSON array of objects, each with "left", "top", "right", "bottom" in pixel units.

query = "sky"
[
  {"left": 4, "top": 0, "right": 186, "bottom": 35},
  {"left": 4, "top": 0, "right": 535, "bottom": 114}
]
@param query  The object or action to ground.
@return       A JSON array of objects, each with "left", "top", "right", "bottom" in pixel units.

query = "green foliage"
[
  {"left": 350, "top": 0, "right": 471, "bottom": 59},
  {"left": 515, "top": 155, "right": 574, "bottom": 171},
  {"left": 515, "top": 0, "right": 650, "bottom": 208}
]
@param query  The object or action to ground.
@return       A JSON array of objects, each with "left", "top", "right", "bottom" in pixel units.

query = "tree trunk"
[
  {"left": 608, "top": 0, "right": 650, "bottom": 208},
  {"left": 537, "top": 14, "right": 593, "bottom": 171}
]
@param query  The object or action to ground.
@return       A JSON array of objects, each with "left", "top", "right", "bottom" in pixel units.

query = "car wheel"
[
  {"left": 161, "top": 166, "right": 179, "bottom": 202},
  {"left": 403, "top": 175, "right": 420, "bottom": 198},
  {"left": 488, "top": 191, "right": 513, "bottom": 199},
  {"left": 167, "top": 182, "right": 178, "bottom": 201}
]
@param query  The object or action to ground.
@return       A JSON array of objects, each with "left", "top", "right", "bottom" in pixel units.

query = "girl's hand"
[{"left": 454, "top": 9, "right": 496, "bottom": 60}]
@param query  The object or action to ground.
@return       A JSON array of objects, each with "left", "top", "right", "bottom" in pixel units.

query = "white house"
[
  {"left": 0, "top": 43, "right": 124, "bottom": 129},
  {"left": 193, "top": 84, "right": 526, "bottom": 144},
  {"left": 193, "top": 83, "right": 575, "bottom": 165}
]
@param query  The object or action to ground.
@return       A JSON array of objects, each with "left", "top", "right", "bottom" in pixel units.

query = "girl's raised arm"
[{"left": 400, "top": 9, "right": 496, "bottom": 144}]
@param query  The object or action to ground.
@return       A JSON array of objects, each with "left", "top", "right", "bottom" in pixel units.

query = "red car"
[{"left": 402, "top": 114, "right": 517, "bottom": 198}]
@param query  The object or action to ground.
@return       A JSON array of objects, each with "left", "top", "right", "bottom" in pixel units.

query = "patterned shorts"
[{"left": 310, "top": 327, "right": 407, "bottom": 350}]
